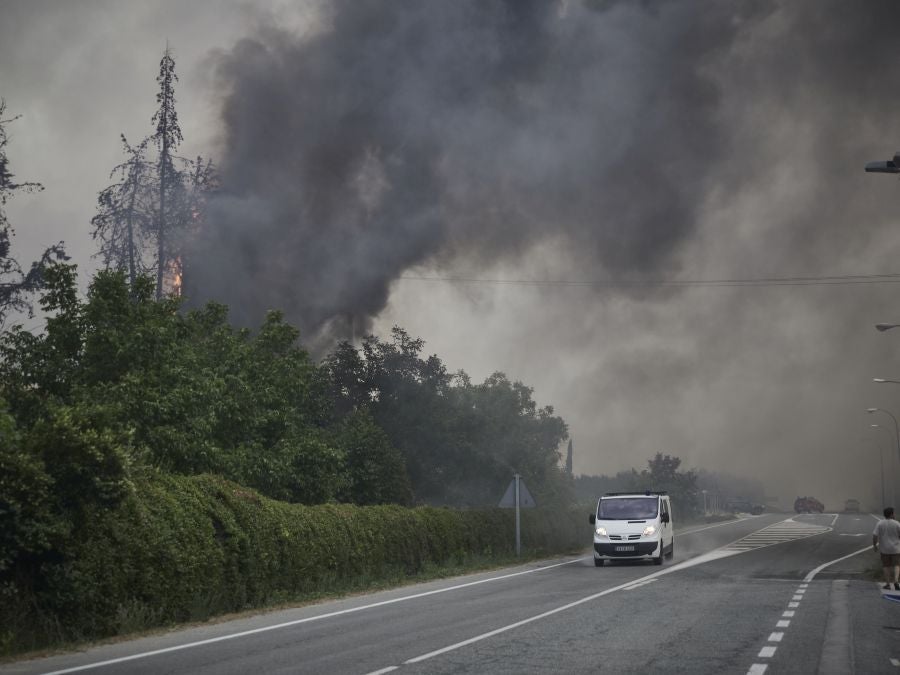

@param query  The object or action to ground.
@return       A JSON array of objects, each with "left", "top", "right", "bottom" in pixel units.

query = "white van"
[{"left": 588, "top": 491, "right": 674, "bottom": 567}]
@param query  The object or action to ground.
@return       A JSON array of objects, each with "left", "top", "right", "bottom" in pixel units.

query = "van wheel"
[
  {"left": 594, "top": 558, "right": 604, "bottom": 567},
  {"left": 653, "top": 549, "right": 663, "bottom": 565},
  {"left": 666, "top": 540, "right": 674, "bottom": 559}
]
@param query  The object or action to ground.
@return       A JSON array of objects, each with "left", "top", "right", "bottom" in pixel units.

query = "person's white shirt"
[{"left": 874, "top": 518, "right": 900, "bottom": 554}]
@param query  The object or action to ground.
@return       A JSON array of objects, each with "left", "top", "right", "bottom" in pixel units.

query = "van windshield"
[{"left": 597, "top": 497, "right": 658, "bottom": 520}]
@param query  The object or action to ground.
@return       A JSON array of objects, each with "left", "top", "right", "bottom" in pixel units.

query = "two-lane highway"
[{"left": 2, "top": 513, "right": 893, "bottom": 674}]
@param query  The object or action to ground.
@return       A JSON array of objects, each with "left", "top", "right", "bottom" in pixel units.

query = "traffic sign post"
[{"left": 498, "top": 473, "right": 537, "bottom": 556}]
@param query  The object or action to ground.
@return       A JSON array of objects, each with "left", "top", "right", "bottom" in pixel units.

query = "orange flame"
[{"left": 164, "top": 256, "right": 183, "bottom": 297}]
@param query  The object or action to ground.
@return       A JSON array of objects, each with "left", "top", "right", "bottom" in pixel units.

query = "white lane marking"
[
  {"left": 891, "top": 657, "right": 899, "bottom": 666},
  {"left": 677, "top": 516, "right": 771, "bottom": 536},
  {"left": 791, "top": 595, "right": 803, "bottom": 601},
  {"left": 402, "top": 518, "right": 853, "bottom": 670},
  {"left": 799, "top": 584, "right": 808, "bottom": 588},
  {"left": 788, "top": 602, "right": 799, "bottom": 608},
  {"left": 783, "top": 611, "right": 795, "bottom": 617},
  {"left": 403, "top": 547, "right": 746, "bottom": 667},
  {"left": 776, "top": 620, "right": 790, "bottom": 628},
  {"left": 803, "top": 546, "right": 871, "bottom": 583},
  {"left": 768, "top": 632, "right": 784, "bottom": 642},
  {"left": 758, "top": 646, "right": 777, "bottom": 658},
  {"left": 38, "top": 558, "right": 586, "bottom": 675},
  {"left": 624, "top": 579, "right": 657, "bottom": 591},
  {"left": 364, "top": 668, "right": 398, "bottom": 675},
  {"left": 747, "top": 665, "right": 768, "bottom": 674}
]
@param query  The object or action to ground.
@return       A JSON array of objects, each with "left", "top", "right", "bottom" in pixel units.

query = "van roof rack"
[{"left": 602, "top": 491, "right": 668, "bottom": 497}]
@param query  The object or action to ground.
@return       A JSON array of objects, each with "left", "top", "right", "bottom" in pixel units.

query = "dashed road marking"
[
  {"left": 891, "top": 657, "right": 899, "bottom": 666},
  {"left": 758, "top": 646, "right": 777, "bottom": 658},
  {"left": 776, "top": 620, "right": 790, "bottom": 628},
  {"left": 788, "top": 602, "right": 799, "bottom": 608},
  {"left": 747, "top": 665, "right": 768, "bottom": 674},
  {"left": 768, "top": 632, "right": 784, "bottom": 642},
  {"left": 783, "top": 610, "right": 795, "bottom": 618},
  {"left": 365, "top": 668, "right": 398, "bottom": 675}
]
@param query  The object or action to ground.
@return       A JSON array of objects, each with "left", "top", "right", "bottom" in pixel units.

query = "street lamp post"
[
  {"left": 867, "top": 407, "right": 900, "bottom": 465},
  {"left": 870, "top": 425, "right": 889, "bottom": 506}
]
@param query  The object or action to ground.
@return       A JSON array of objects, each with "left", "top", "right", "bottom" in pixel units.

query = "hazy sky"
[{"left": 3, "top": 0, "right": 900, "bottom": 509}]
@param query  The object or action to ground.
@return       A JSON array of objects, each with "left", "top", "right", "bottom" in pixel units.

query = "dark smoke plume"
[
  {"left": 187, "top": 0, "right": 770, "bottom": 342},
  {"left": 188, "top": 0, "right": 900, "bottom": 352}
]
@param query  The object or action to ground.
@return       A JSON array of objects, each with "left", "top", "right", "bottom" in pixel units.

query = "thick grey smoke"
[{"left": 189, "top": 0, "right": 772, "bottom": 341}]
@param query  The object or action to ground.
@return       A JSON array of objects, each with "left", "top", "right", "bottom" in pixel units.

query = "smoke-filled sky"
[{"left": 3, "top": 0, "right": 900, "bottom": 509}]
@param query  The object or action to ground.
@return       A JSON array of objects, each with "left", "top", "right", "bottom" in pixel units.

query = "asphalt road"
[{"left": 4, "top": 512, "right": 898, "bottom": 674}]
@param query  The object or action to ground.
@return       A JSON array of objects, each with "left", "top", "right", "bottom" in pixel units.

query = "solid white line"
[
  {"left": 403, "top": 574, "right": 658, "bottom": 664},
  {"left": 747, "top": 664, "right": 768, "bottom": 674},
  {"left": 39, "top": 557, "right": 585, "bottom": 675},
  {"left": 403, "top": 548, "right": 742, "bottom": 667},
  {"left": 768, "top": 632, "right": 784, "bottom": 642},
  {"left": 758, "top": 646, "right": 777, "bottom": 658},
  {"left": 677, "top": 516, "right": 767, "bottom": 536},
  {"left": 364, "top": 668, "right": 398, "bottom": 675},
  {"left": 803, "top": 546, "right": 871, "bottom": 583},
  {"left": 776, "top": 620, "right": 790, "bottom": 628}
]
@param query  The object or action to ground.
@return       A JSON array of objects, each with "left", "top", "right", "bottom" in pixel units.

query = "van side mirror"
[
  {"left": 661, "top": 513, "right": 670, "bottom": 524},
  {"left": 589, "top": 514, "right": 596, "bottom": 524}
]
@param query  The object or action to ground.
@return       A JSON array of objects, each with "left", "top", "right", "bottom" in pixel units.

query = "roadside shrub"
[{"left": 1, "top": 474, "right": 584, "bottom": 655}]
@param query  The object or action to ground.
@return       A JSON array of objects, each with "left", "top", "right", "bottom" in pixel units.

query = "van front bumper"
[{"left": 594, "top": 541, "right": 659, "bottom": 557}]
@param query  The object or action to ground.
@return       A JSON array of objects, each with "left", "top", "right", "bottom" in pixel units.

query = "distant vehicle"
[
  {"left": 725, "top": 499, "right": 765, "bottom": 516},
  {"left": 794, "top": 496, "right": 825, "bottom": 514},
  {"left": 844, "top": 498, "right": 860, "bottom": 513},
  {"left": 589, "top": 491, "right": 674, "bottom": 567}
]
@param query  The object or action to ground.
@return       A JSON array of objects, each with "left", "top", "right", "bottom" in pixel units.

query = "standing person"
[{"left": 873, "top": 507, "right": 900, "bottom": 590}]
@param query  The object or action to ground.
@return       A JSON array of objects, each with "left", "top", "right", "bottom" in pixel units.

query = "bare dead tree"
[
  {"left": 91, "top": 135, "right": 153, "bottom": 289},
  {"left": 0, "top": 99, "right": 66, "bottom": 325}
]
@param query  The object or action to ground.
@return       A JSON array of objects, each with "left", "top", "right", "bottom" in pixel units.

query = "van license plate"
[{"left": 615, "top": 545, "right": 635, "bottom": 552}]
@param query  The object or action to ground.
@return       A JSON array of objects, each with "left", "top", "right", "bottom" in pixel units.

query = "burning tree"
[
  {"left": 0, "top": 99, "right": 66, "bottom": 325},
  {"left": 92, "top": 48, "right": 216, "bottom": 299}
]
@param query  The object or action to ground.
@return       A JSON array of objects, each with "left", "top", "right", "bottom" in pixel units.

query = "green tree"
[
  {"left": 325, "top": 329, "right": 570, "bottom": 506},
  {"left": 333, "top": 408, "right": 411, "bottom": 505},
  {"left": 639, "top": 452, "right": 700, "bottom": 519}
]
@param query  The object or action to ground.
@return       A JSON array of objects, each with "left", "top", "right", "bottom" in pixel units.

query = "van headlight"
[
  {"left": 595, "top": 527, "right": 607, "bottom": 537},
  {"left": 642, "top": 526, "right": 656, "bottom": 537}
]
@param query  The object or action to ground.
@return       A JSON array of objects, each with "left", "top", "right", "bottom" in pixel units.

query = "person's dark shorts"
[{"left": 881, "top": 553, "right": 900, "bottom": 566}]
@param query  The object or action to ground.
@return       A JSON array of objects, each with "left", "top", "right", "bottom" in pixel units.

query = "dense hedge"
[{"left": 1, "top": 473, "right": 585, "bottom": 654}]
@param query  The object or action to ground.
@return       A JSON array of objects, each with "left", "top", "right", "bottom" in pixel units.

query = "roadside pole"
[
  {"left": 515, "top": 473, "right": 521, "bottom": 557},
  {"left": 498, "top": 473, "right": 536, "bottom": 557}
]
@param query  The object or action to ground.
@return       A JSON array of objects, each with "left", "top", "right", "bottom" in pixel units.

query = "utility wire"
[{"left": 398, "top": 272, "right": 900, "bottom": 288}]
